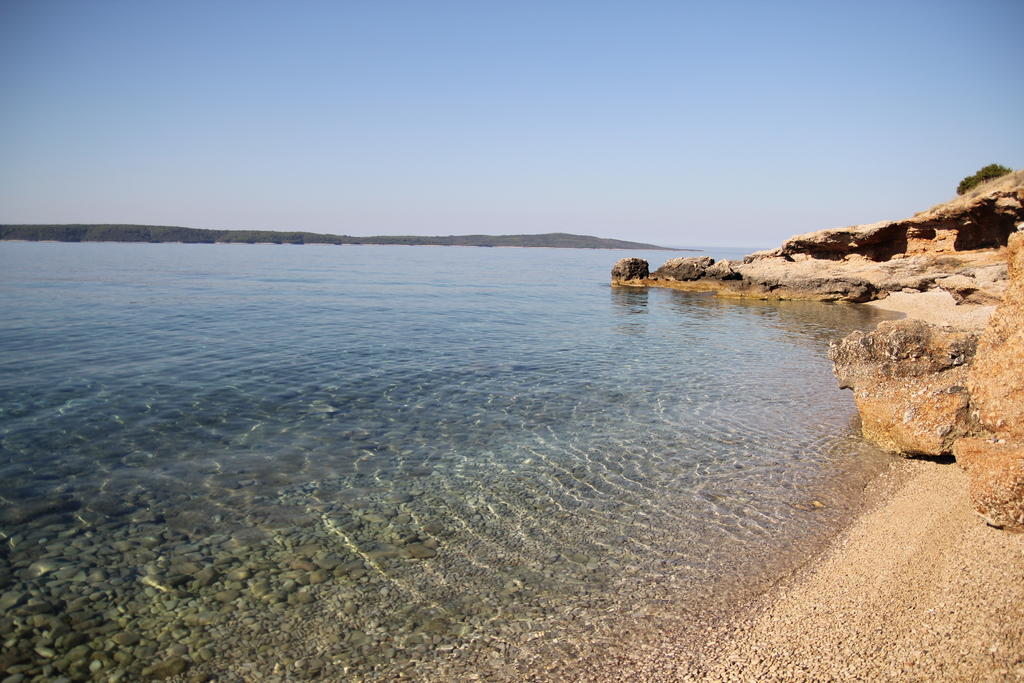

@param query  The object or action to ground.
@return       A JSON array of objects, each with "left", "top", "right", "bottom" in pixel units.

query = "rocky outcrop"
[
  {"left": 611, "top": 174, "right": 1024, "bottom": 528},
  {"left": 965, "top": 232, "right": 1024, "bottom": 440},
  {"left": 612, "top": 171, "right": 1024, "bottom": 304},
  {"left": 830, "top": 232, "right": 1024, "bottom": 529},
  {"left": 771, "top": 171, "right": 1024, "bottom": 261},
  {"left": 828, "top": 320, "right": 978, "bottom": 455},
  {"left": 953, "top": 231, "right": 1024, "bottom": 530}
]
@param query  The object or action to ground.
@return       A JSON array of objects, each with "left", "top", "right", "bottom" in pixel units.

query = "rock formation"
[
  {"left": 828, "top": 320, "right": 978, "bottom": 455},
  {"left": 611, "top": 171, "right": 1024, "bottom": 304},
  {"left": 652, "top": 256, "right": 714, "bottom": 281},
  {"left": 611, "top": 257, "right": 649, "bottom": 281},
  {"left": 773, "top": 171, "right": 1023, "bottom": 261},
  {"left": 953, "top": 231, "right": 1024, "bottom": 530},
  {"left": 829, "top": 232, "right": 1024, "bottom": 530}
]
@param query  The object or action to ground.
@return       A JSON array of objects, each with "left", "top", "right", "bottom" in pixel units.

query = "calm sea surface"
[{"left": 0, "top": 242, "right": 894, "bottom": 680}]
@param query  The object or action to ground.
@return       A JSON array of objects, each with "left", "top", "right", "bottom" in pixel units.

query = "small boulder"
[
  {"left": 935, "top": 273, "right": 1005, "bottom": 305},
  {"left": 829, "top": 319, "right": 978, "bottom": 455}
]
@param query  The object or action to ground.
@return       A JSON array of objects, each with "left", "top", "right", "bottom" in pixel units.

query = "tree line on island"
[{"left": 0, "top": 224, "right": 678, "bottom": 251}]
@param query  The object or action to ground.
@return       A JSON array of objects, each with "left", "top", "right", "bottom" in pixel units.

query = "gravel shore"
[{"left": 664, "top": 457, "right": 1024, "bottom": 680}]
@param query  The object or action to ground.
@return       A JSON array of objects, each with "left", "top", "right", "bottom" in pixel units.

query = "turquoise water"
[{"left": 0, "top": 243, "right": 892, "bottom": 680}]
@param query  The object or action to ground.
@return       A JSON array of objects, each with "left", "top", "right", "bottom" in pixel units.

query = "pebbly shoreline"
[{"left": 606, "top": 172, "right": 1024, "bottom": 678}]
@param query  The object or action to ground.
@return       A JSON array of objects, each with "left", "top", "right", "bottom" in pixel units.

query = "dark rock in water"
[
  {"left": 112, "top": 632, "right": 141, "bottom": 647},
  {"left": 611, "top": 257, "right": 649, "bottom": 282},
  {"left": 653, "top": 256, "right": 715, "bottom": 281},
  {"left": 0, "top": 497, "right": 81, "bottom": 525}
]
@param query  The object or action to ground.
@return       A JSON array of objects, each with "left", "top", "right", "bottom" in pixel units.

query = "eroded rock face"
[
  {"left": 614, "top": 172, "right": 1022, "bottom": 304},
  {"left": 779, "top": 171, "right": 1024, "bottom": 261},
  {"left": 704, "top": 259, "right": 741, "bottom": 280},
  {"left": 967, "top": 233, "right": 1024, "bottom": 441},
  {"left": 954, "top": 232, "right": 1024, "bottom": 529},
  {"left": 828, "top": 320, "right": 978, "bottom": 455},
  {"left": 611, "top": 257, "right": 649, "bottom": 283}
]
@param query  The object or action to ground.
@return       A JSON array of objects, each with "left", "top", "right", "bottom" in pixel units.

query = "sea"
[{"left": 0, "top": 242, "right": 896, "bottom": 680}]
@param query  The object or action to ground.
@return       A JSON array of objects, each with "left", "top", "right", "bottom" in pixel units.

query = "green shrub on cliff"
[{"left": 957, "top": 163, "right": 1013, "bottom": 195}]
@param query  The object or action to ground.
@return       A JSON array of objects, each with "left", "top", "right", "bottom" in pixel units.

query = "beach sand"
[{"left": 865, "top": 289, "right": 997, "bottom": 330}]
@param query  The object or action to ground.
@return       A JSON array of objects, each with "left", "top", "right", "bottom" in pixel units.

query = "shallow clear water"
[{"left": 0, "top": 242, "right": 893, "bottom": 680}]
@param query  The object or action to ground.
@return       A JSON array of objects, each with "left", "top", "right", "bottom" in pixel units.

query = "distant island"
[{"left": 0, "top": 224, "right": 683, "bottom": 251}]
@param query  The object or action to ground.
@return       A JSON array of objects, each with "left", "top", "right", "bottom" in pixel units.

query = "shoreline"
[
  {"left": 689, "top": 292, "right": 1022, "bottom": 679},
  {"left": 600, "top": 174, "right": 1024, "bottom": 678},
  {"left": 687, "top": 456, "right": 1024, "bottom": 679},
  {"left": 622, "top": 291, "right": 1022, "bottom": 679},
  {"left": 559, "top": 370, "right": 1022, "bottom": 680}
]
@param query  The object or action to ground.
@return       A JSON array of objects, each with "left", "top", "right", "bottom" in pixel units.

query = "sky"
[{"left": 1, "top": 1, "right": 1022, "bottom": 248}]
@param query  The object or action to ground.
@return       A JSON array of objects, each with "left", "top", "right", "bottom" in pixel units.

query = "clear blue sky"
[{"left": 1, "top": 0, "right": 1021, "bottom": 248}]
